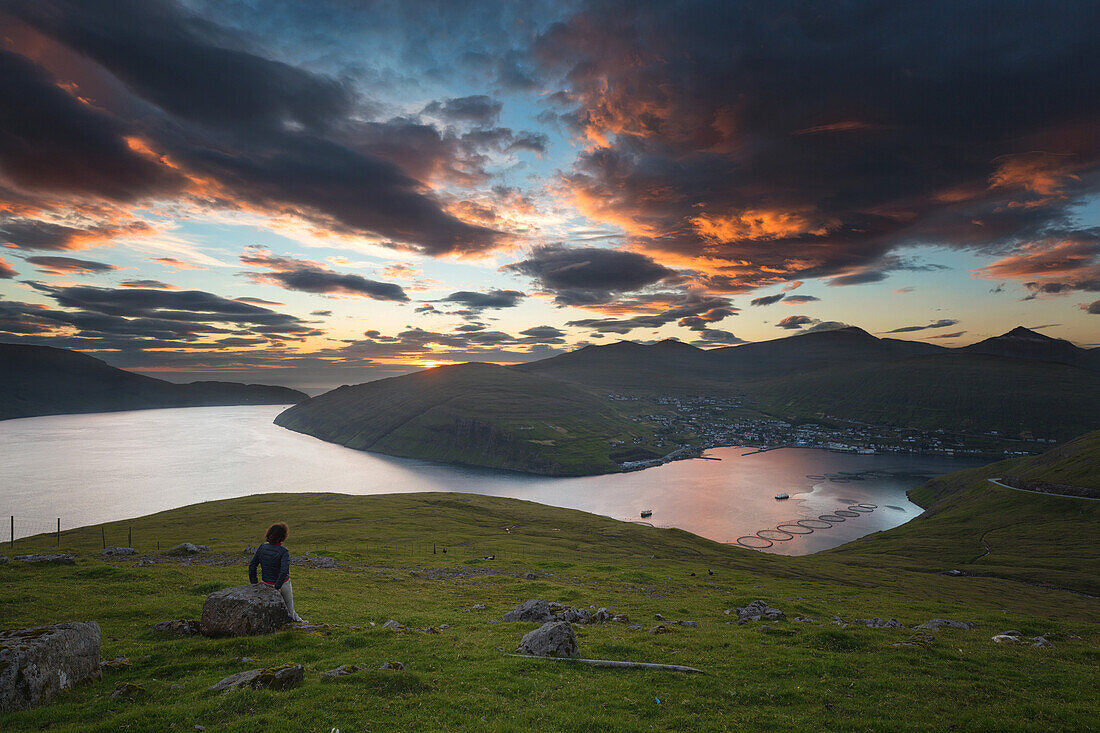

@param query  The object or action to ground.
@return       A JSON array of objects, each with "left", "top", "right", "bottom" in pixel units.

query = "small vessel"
[
  {"left": 774, "top": 493, "right": 790, "bottom": 500},
  {"left": 640, "top": 509, "right": 653, "bottom": 518}
]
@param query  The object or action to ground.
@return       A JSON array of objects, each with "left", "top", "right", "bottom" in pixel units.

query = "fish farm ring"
[
  {"left": 756, "top": 528, "right": 795, "bottom": 541},
  {"left": 776, "top": 523, "right": 814, "bottom": 534},
  {"left": 734, "top": 536, "right": 773, "bottom": 549}
]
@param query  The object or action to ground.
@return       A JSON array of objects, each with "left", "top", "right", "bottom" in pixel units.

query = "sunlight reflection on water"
[{"left": 0, "top": 405, "right": 984, "bottom": 554}]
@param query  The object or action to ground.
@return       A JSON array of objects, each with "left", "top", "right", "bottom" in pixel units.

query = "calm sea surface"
[{"left": 0, "top": 405, "right": 984, "bottom": 554}]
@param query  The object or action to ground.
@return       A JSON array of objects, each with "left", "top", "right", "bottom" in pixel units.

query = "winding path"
[{"left": 987, "top": 478, "right": 1100, "bottom": 502}]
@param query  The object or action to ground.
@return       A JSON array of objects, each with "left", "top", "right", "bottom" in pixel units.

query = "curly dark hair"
[{"left": 265, "top": 522, "right": 289, "bottom": 544}]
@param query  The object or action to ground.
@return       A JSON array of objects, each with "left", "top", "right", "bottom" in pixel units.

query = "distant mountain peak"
[
  {"left": 651, "top": 338, "right": 701, "bottom": 351},
  {"left": 1000, "top": 326, "right": 1053, "bottom": 341},
  {"left": 796, "top": 325, "right": 875, "bottom": 340}
]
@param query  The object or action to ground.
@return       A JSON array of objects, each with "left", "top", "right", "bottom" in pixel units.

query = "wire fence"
[
  {"left": 2, "top": 518, "right": 652, "bottom": 569},
  {"left": 3, "top": 516, "right": 139, "bottom": 552},
  {"left": 2, "top": 518, "right": 532, "bottom": 564}
]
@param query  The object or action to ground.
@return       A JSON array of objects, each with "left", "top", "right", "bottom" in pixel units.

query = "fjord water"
[{"left": 0, "top": 405, "right": 983, "bottom": 555}]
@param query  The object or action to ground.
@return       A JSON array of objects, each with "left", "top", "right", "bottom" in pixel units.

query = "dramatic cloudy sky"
[{"left": 1, "top": 0, "right": 1098, "bottom": 388}]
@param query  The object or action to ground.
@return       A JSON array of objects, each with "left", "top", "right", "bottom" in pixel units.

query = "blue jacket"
[{"left": 248, "top": 542, "right": 290, "bottom": 589}]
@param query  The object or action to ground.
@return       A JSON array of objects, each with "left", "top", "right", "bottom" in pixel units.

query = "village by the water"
[{"left": 611, "top": 394, "right": 1048, "bottom": 471}]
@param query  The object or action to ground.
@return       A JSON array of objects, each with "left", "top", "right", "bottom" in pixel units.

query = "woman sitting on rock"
[{"left": 248, "top": 522, "right": 306, "bottom": 623}]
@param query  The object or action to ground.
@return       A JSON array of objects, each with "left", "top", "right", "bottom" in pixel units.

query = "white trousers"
[{"left": 278, "top": 579, "right": 304, "bottom": 622}]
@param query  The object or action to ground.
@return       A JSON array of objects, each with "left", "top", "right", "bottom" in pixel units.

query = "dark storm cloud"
[
  {"left": 437, "top": 289, "right": 525, "bottom": 310},
  {"left": 6, "top": 0, "right": 352, "bottom": 132},
  {"left": 337, "top": 325, "right": 566, "bottom": 361},
  {"left": 38, "top": 285, "right": 272, "bottom": 319},
  {"left": 506, "top": 132, "right": 550, "bottom": 155},
  {"left": 120, "top": 280, "right": 175, "bottom": 289},
  {"left": 310, "top": 310, "right": 333, "bottom": 317},
  {"left": 4, "top": 0, "right": 502, "bottom": 255},
  {"left": 422, "top": 95, "right": 503, "bottom": 125},
  {"left": 0, "top": 288, "right": 321, "bottom": 343},
  {"left": 783, "top": 295, "right": 820, "bottom": 304},
  {"left": 566, "top": 291, "right": 734, "bottom": 335},
  {"left": 25, "top": 256, "right": 120, "bottom": 274},
  {"left": 240, "top": 250, "right": 409, "bottom": 302},
  {"left": 883, "top": 319, "right": 959, "bottom": 334},
  {"left": 348, "top": 118, "right": 537, "bottom": 188},
  {"left": 519, "top": 325, "right": 565, "bottom": 340},
  {"left": 1081, "top": 300, "right": 1100, "bottom": 315},
  {"left": 928, "top": 331, "right": 967, "bottom": 339},
  {"left": 533, "top": 1, "right": 1100, "bottom": 288},
  {"left": 503, "top": 244, "right": 677, "bottom": 305},
  {"left": 0, "top": 256, "right": 16, "bottom": 278},
  {"left": 0, "top": 217, "right": 155, "bottom": 252},
  {"left": 0, "top": 49, "right": 182, "bottom": 201},
  {"left": 750, "top": 293, "right": 785, "bottom": 307}
]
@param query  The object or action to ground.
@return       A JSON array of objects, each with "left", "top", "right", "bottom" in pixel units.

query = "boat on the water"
[
  {"left": 640, "top": 509, "right": 653, "bottom": 518},
  {"left": 774, "top": 493, "right": 790, "bottom": 500}
]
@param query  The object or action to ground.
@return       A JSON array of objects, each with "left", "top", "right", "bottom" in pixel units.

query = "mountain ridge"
[{"left": 0, "top": 342, "right": 307, "bottom": 420}]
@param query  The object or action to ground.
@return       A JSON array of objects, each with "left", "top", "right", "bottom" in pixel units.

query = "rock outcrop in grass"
[{"left": 0, "top": 622, "right": 101, "bottom": 712}]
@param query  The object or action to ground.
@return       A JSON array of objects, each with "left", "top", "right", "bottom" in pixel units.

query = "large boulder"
[
  {"left": 101, "top": 547, "right": 136, "bottom": 557},
  {"left": 503, "top": 599, "right": 553, "bottom": 623},
  {"left": 0, "top": 622, "right": 101, "bottom": 712},
  {"left": 516, "top": 621, "right": 579, "bottom": 657},
  {"left": 200, "top": 584, "right": 292, "bottom": 637}
]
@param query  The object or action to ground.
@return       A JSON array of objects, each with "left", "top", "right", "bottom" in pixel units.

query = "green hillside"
[
  {"left": 745, "top": 353, "right": 1100, "bottom": 441},
  {"left": 999, "top": 430, "right": 1100, "bottom": 495},
  {"left": 827, "top": 462, "right": 1100, "bottom": 596},
  {"left": 275, "top": 362, "right": 661, "bottom": 475},
  {"left": 3, "top": 450, "right": 1097, "bottom": 732}
]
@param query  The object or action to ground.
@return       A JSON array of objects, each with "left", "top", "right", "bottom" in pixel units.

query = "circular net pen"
[
  {"left": 776, "top": 522, "right": 815, "bottom": 535},
  {"left": 756, "top": 528, "right": 795, "bottom": 542},
  {"left": 797, "top": 519, "right": 833, "bottom": 530},
  {"left": 734, "top": 535, "right": 773, "bottom": 549},
  {"left": 818, "top": 513, "right": 847, "bottom": 523}
]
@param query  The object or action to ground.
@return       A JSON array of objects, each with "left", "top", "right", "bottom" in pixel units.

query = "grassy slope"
[
  {"left": 2, "top": 484, "right": 1097, "bottom": 732},
  {"left": 275, "top": 362, "right": 659, "bottom": 475},
  {"left": 1000, "top": 430, "right": 1100, "bottom": 492},
  {"left": 745, "top": 353, "right": 1100, "bottom": 441}
]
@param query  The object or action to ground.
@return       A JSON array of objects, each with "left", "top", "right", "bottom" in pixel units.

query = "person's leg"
[{"left": 279, "top": 580, "right": 306, "bottom": 623}]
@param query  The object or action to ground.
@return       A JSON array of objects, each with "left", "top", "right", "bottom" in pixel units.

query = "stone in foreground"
[
  {"left": 503, "top": 599, "right": 552, "bottom": 623},
  {"left": 209, "top": 664, "right": 304, "bottom": 692},
  {"left": 200, "top": 584, "right": 292, "bottom": 637},
  {"left": 516, "top": 621, "right": 579, "bottom": 657},
  {"left": 732, "top": 600, "right": 785, "bottom": 624},
  {"left": 321, "top": 664, "right": 361, "bottom": 680},
  {"left": 101, "top": 547, "right": 136, "bottom": 557},
  {"left": 152, "top": 619, "right": 201, "bottom": 636},
  {"left": 168, "top": 542, "right": 209, "bottom": 555},
  {"left": 0, "top": 622, "right": 101, "bottom": 713},
  {"left": 914, "top": 618, "right": 973, "bottom": 631},
  {"left": 15, "top": 553, "right": 75, "bottom": 565}
]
